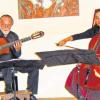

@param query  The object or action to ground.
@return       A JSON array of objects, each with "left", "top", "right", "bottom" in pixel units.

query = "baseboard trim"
[{"left": 38, "top": 97, "right": 77, "bottom": 100}]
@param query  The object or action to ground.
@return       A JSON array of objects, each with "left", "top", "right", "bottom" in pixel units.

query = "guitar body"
[
  {"left": 0, "top": 37, "right": 10, "bottom": 55},
  {"left": 78, "top": 34, "right": 100, "bottom": 90}
]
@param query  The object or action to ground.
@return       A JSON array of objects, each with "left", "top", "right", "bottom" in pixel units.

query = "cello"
[{"left": 77, "top": 34, "right": 100, "bottom": 90}]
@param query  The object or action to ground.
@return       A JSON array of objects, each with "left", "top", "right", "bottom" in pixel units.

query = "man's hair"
[
  {"left": 0, "top": 14, "right": 14, "bottom": 25},
  {"left": 95, "top": 9, "right": 100, "bottom": 13}
]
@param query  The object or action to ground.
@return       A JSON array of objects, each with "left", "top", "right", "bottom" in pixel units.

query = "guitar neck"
[
  {"left": 20, "top": 36, "right": 32, "bottom": 43},
  {"left": 0, "top": 36, "right": 32, "bottom": 50}
]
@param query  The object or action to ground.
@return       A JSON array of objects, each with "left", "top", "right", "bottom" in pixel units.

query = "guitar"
[{"left": 0, "top": 31, "right": 44, "bottom": 55}]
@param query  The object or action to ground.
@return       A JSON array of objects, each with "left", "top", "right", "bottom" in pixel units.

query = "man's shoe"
[
  {"left": 5, "top": 84, "right": 13, "bottom": 94},
  {"left": 30, "top": 94, "right": 37, "bottom": 100}
]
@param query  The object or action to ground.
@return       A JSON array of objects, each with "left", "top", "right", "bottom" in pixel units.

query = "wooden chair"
[{"left": 0, "top": 90, "right": 32, "bottom": 100}]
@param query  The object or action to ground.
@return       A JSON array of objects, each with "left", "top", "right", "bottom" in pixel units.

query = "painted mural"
[{"left": 18, "top": 0, "right": 79, "bottom": 19}]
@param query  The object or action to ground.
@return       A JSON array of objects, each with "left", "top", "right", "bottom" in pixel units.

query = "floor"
[{"left": 38, "top": 98, "right": 77, "bottom": 100}]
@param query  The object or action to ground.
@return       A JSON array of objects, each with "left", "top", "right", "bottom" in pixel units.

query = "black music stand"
[
  {"left": 36, "top": 49, "right": 100, "bottom": 66},
  {"left": 0, "top": 59, "right": 45, "bottom": 100},
  {"left": 36, "top": 49, "right": 100, "bottom": 100}
]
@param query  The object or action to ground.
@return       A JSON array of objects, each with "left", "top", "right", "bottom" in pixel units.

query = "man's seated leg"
[
  {"left": 15, "top": 67, "right": 39, "bottom": 100},
  {"left": 27, "top": 69, "right": 39, "bottom": 100},
  {"left": 2, "top": 68, "right": 13, "bottom": 93},
  {"left": 5, "top": 83, "right": 13, "bottom": 94}
]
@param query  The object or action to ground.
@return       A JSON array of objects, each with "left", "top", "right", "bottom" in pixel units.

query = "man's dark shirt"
[
  {"left": 0, "top": 30, "right": 21, "bottom": 61},
  {"left": 72, "top": 25, "right": 100, "bottom": 40}
]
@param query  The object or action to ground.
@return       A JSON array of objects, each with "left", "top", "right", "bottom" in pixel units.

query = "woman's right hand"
[{"left": 57, "top": 36, "right": 73, "bottom": 46}]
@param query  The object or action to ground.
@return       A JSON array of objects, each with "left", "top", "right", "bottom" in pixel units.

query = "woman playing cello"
[{"left": 57, "top": 9, "right": 100, "bottom": 100}]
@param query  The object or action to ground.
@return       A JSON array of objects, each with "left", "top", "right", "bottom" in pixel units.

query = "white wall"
[{"left": 0, "top": 0, "right": 100, "bottom": 98}]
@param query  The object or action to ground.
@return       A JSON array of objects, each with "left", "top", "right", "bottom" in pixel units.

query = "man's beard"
[{"left": 2, "top": 30, "right": 9, "bottom": 34}]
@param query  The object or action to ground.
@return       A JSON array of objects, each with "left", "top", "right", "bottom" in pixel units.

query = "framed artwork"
[{"left": 18, "top": 0, "right": 79, "bottom": 19}]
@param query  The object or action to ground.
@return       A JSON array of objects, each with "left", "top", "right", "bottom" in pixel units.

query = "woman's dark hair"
[{"left": 92, "top": 8, "right": 100, "bottom": 27}]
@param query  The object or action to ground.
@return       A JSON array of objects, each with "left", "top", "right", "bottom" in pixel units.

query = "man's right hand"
[{"left": 14, "top": 41, "right": 22, "bottom": 51}]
